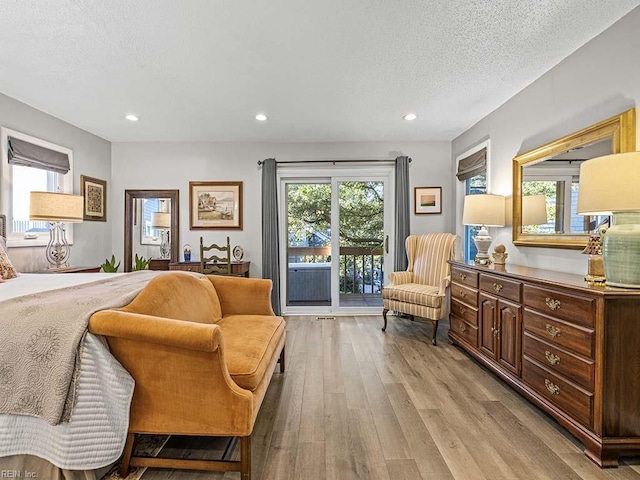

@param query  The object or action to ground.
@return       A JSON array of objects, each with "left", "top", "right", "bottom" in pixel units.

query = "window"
[
  {"left": 465, "top": 173, "right": 487, "bottom": 263},
  {"left": 1, "top": 128, "right": 74, "bottom": 246},
  {"left": 456, "top": 144, "right": 489, "bottom": 264}
]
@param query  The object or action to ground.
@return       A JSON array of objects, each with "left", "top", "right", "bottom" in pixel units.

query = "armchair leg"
[
  {"left": 431, "top": 320, "right": 439, "bottom": 346},
  {"left": 120, "top": 433, "right": 136, "bottom": 477},
  {"left": 241, "top": 435, "right": 251, "bottom": 480},
  {"left": 279, "top": 346, "right": 286, "bottom": 373},
  {"left": 382, "top": 309, "right": 389, "bottom": 331}
]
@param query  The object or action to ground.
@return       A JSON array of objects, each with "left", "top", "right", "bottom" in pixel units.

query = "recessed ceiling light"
[
  {"left": 403, "top": 113, "right": 417, "bottom": 121},
  {"left": 255, "top": 113, "right": 268, "bottom": 122},
  {"left": 125, "top": 114, "right": 139, "bottom": 122}
]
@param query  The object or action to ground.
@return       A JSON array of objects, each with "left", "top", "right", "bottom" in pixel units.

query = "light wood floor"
[{"left": 141, "top": 315, "right": 640, "bottom": 479}]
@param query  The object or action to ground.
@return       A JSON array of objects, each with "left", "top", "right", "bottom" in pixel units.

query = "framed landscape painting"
[
  {"left": 414, "top": 186, "right": 442, "bottom": 215},
  {"left": 80, "top": 175, "right": 107, "bottom": 221},
  {"left": 189, "top": 181, "right": 243, "bottom": 230}
]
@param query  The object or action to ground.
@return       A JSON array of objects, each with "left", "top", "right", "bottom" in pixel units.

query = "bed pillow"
[{"left": 0, "top": 240, "right": 18, "bottom": 280}]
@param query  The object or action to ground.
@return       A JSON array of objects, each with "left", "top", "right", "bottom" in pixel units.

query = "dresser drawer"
[
  {"left": 169, "top": 264, "right": 201, "bottom": 273},
  {"left": 450, "top": 316, "right": 478, "bottom": 348},
  {"left": 523, "top": 332, "right": 594, "bottom": 391},
  {"left": 451, "top": 284, "right": 478, "bottom": 308},
  {"left": 523, "top": 309, "right": 593, "bottom": 359},
  {"left": 451, "top": 266, "right": 478, "bottom": 288},
  {"left": 523, "top": 285, "right": 595, "bottom": 328},
  {"left": 480, "top": 273, "right": 521, "bottom": 303},
  {"left": 523, "top": 358, "right": 593, "bottom": 428},
  {"left": 451, "top": 299, "right": 478, "bottom": 327}
]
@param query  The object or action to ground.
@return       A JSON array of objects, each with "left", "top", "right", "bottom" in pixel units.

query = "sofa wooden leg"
[
  {"left": 120, "top": 433, "right": 136, "bottom": 477},
  {"left": 241, "top": 435, "right": 251, "bottom": 480},
  {"left": 382, "top": 309, "right": 389, "bottom": 331},
  {"left": 279, "top": 346, "right": 286, "bottom": 373},
  {"left": 431, "top": 320, "right": 439, "bottom": 345}
]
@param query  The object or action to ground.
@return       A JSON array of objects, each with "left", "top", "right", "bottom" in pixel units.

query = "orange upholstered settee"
[{"left": 88, "top": 272, "right": 286, "bottom": 480}]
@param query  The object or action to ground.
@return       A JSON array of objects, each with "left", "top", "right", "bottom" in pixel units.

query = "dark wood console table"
[
  {"left": 169, "top": 261, "right": 250, "bottom": 277},
  {"left": 448, "top": 260, "right": 640, "bottom": 467}
]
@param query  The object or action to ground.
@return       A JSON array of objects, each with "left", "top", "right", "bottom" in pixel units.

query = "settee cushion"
[
  {"left": 382, "top": 283, "right": 442, "bottom": 308},
  {"left": 217, "top": 314, "right": 285, "bottom": 391},
  {"left": 122, "top": 273, "right": 223, "bottom": 324}
]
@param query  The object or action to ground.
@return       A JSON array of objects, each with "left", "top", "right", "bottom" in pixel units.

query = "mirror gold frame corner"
[{"left": 512, "top": 108, "right": 636, "bottom": 249}]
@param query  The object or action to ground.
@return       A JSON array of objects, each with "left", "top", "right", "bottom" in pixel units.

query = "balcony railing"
[{"left": 287, "top": 245, "right": 384, "bottom": 295}]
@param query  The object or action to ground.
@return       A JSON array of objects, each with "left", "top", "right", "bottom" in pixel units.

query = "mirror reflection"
[
  {"left": 521, "top": 138, "right": 610, "bottom": 235},
  {"left": 124, "top": 189, "right": 179, "bottom": 271},
  {"left": 512, "top": 108, "right": 636, "bottom": 249}
]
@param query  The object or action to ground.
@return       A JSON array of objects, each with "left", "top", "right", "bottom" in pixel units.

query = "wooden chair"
[
  {"left": 382, "top": 233, "right": 457, "bottom": 345},
  {"left": 200, "top": 236, "right": 232, "bottom": 275}
]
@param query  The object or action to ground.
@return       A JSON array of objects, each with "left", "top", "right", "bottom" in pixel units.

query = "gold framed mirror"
[{"left": 512, "top": 108, "right": 636, "bottom": 249}]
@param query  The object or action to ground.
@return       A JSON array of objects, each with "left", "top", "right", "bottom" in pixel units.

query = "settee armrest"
[
  {"left": 89, "top": 310, "right": 221, "bottom": 352},
  {"left": 206, "top": 275, "right": 276, "bottom": 316},
  {"left": 437, "top": 275, "right": 451, "bottom": 297},
  {"left": 387, "top": 271, "right": 414, "bottom": 286}
]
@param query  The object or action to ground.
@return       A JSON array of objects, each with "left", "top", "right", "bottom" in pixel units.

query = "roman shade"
[
  {"left": 8, "top": 136, "right": 70, "bottom": 174},
  {"left": 456, "top": 147, "right": 486, "bottom": 181}
]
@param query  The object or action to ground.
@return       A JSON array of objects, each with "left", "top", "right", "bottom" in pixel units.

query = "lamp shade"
[
  {"left": 522, "top": 194, "right": 548, "bottom": 226},
  {"left": 463, "top": 194, "right": 505, "bottom": 227},
  {"left": 577, "top": 152, "right": 640, "bottom": 215},
  {"left": 151, "top": 212, "right": 171, "bottom": 229},
  {"left": 29, "top": 191, "right": 83, "bottom": 223}
]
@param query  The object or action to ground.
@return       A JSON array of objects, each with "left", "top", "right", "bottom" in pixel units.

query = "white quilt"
[{"left": 0, "top": 273, "right": 135, "bottom": 469}]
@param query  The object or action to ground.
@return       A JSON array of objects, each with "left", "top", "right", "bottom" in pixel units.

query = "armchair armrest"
[
  {"left": 89, "top": 310, "right": 221, "bottom": 352},
  {"left": 437, "top": 275, "right": 451, "bottom": 297},
  {"left": 206, "top": 275, "right": 276, "bottom": 316},
  {"left": 387, "top": 271, "right": 414, "bottom": 286}
]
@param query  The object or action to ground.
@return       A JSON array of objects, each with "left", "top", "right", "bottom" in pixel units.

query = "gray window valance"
[
  {"left": 8, "top": 136, "right": 70, "bottom": 174},
  {"left": 456, "top": 147, "right": 486, "bottom": 181}
]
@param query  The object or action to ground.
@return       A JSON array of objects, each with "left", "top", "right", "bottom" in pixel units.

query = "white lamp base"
[{"left": 473, "top": 226, "right": 493, "bottom": 266}]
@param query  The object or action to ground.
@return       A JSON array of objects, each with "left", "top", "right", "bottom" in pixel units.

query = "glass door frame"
[{"left": 278, "top": 164, "right": 395, "bottom": 315}]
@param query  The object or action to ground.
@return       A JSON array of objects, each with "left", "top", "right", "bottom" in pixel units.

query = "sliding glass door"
[{"left": 281, "top": 168, "right": 393, "bottom": 313}]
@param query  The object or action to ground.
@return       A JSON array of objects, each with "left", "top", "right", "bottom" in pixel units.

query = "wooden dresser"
[
  {"left": 448, "top": 261, "right": 640, "bottom": 467},
  {"left": 169, "top": 261, "right": 250, "bottom": 277}
]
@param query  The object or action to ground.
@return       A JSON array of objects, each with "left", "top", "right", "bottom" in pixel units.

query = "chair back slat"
[
  {"left": 407, "top": 233, "right": 456, "bottom": 286},
  {"left": 200, "top": 236, "right": 232, "bottom": 275}
]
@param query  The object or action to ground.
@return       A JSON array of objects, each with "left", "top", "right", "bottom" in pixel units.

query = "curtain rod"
[{"left": 257, "top": 158, "right": 411, "bottom": 166}]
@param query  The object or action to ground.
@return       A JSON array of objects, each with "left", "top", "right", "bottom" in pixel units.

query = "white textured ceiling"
[{"left": 0, "top": 0, "right": 638, "bottom": 142}]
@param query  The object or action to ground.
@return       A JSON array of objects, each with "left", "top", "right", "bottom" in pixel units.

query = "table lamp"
[
  {"left": 463, "top": 194, "right": 505, "bottom": 266},
  {"left": 151, "top": 212, "right": 171, "bottom": 259},
  {"left": 577, "top": 151, "right": 640, "bottom": 288},
  {"left": 29, "top": 191, "right": 84, "bottom": 270}
]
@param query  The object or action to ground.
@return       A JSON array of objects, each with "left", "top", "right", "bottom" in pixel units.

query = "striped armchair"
[{"left": 382, "top": 233, "right": 457, "bottom": 345}]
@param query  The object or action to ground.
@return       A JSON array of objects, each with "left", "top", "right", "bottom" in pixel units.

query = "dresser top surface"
[{"left": 449, "top": 260, "right": 640, "bottom": 296}]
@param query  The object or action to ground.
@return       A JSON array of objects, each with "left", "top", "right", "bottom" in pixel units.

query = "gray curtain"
[
  {"left": 394, "top": 156, "right": 411, "bottom": 271},
  {"left": 261, "top": 158, "right": 281, "bottom": 314},
  {"left": 8, "top": 137, "right": 70, "bottom": 174}
]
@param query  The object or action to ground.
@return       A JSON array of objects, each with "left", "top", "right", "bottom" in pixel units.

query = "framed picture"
[
  {"left": 189, "top": 181, "right": 243, "bottom": 230},
  {"left": 414, "top": 186, "right": 442, "bottom": 215},
  {"left": 80, "top": 175, "right": 107, "bottom": 221}
]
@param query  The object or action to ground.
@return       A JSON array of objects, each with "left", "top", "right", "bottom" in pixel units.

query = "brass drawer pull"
[
  {"left": 459, "top": 307, "right": 466, "bottom": 315},
  {"left": 493, "top": 283, "right": 503, "bottom": 293},
  {"left": 459, "top": 273, "right": 467, "bottom": 281},
  {"left": 544, "top": 379, "right": 560, "bottom": 395},
  {"left": 459, "top": 323, "right": 467, "bottom": 333},
  {"left": 545, "top": 324, "right": 561, "bottom": 338},
  {"left": 544, "top": 351, "right": 560, "bottom": 366},
  {"left": 459, "top": 290, "right": 467, "bottom": 297},
  {"left": 545, "top": 297, "right": 561, "bottom": 311}
]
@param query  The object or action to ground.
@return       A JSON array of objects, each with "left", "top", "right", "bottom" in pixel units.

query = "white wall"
[
  {"left": 452, "top": 6, "right": 640, "bottom": 275},
  {"left": 111, "top": 141, "right": 451, "bottom": 277},
  {"left": 0, "top": 92, "right": 112, "bottom": 272}
]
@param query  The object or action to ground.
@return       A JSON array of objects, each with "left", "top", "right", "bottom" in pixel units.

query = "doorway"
[{"left": 280, "top": 167, "right": 393, "bottom": 314}]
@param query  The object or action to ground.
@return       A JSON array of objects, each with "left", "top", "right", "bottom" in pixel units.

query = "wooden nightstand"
[
  {"left": 37, "top": 266, "right": 102, "bottom": 273},
  {"left": 148, "top": 259, "right": 170, "bottom": 271}
]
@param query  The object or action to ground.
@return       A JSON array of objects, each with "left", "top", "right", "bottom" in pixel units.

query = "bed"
[{"left": 0, "top": 214, "right": 146, "bottom": 479}]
